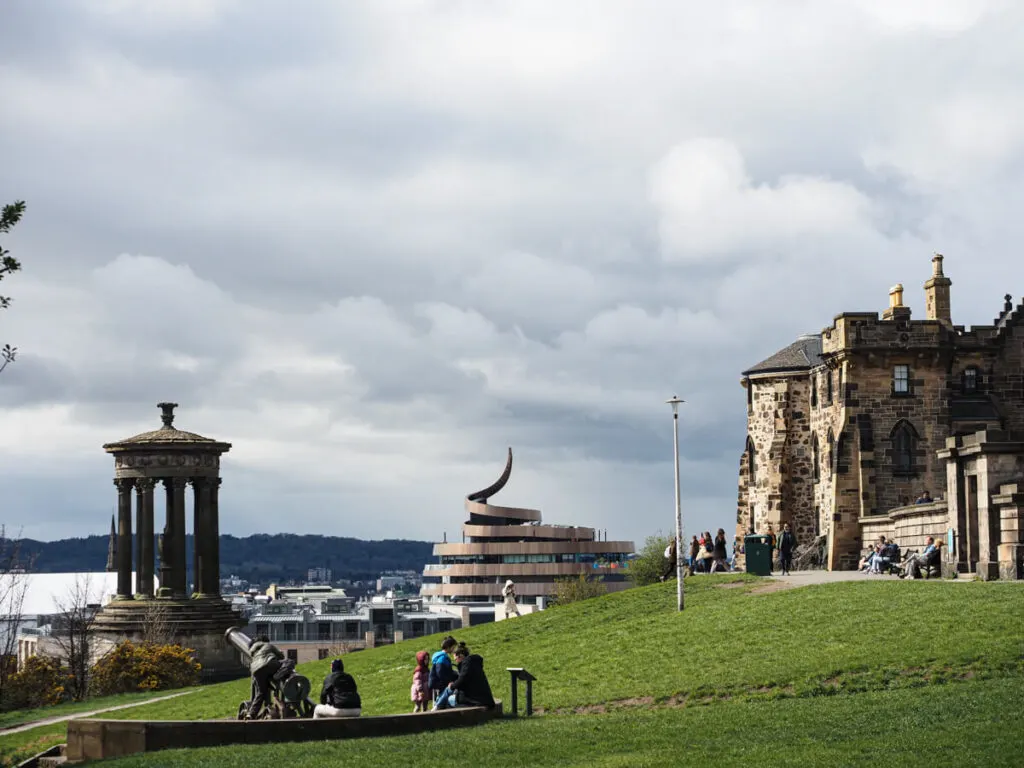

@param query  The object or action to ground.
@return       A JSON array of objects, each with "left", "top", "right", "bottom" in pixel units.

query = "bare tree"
[
  {"left": 140, "top": 601, "right": 178, "bottom": 646},
  {"left": 51, "top": 575, "right": 100, "bottom": 701},
  {"left": 0, "top": 527, "right": 32, "bottom": 704}
]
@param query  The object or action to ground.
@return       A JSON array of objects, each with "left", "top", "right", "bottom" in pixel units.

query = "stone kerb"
[{"left": 65, "top": 702, "right": 503, "bottom": 763}]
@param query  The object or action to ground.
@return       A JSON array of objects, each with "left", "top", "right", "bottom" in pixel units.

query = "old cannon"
[{"left": 225, "top": 627, "right": 315, "bottom": 720}]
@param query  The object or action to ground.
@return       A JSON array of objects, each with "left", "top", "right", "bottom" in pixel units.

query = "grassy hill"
[{"left": 3, "top": 575, "right": 1022, "bottom": 765}]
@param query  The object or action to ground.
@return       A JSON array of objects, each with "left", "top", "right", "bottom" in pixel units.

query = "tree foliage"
[
  {"left": 3, "top": 656, "right": 72, "bottom": 710},
  {"left": 628, "top": 534, "right": 672, "bottom": 587},
  {"left": 0, "top": 200, "right": 26, "bottom": 374},
  {"left": 552, "top": 572, "right": 607, "bottom": 605},
  {"left": 90, "top": 640, "right": 200, "bottom": 696}
]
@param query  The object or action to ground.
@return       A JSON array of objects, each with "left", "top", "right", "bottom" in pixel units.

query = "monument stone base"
[{"left": 92, "top": 597, "right": 247, "bottom": 682}]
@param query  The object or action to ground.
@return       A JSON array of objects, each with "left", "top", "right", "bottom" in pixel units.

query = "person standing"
[
  {"left": 246, "top": 635, "right": 283, "bottom": 720},
  {"left": 779, "top": 523, "right": 797, "bottom": 576},
  {"left": 503, "top": 579, "right": 522, "bottom": 617},
  {"left": 710, "top": 529, "right": 729, "bottom": 573},
  {"left": 766, "top": 524, "right": 777, "bottom": 573},
  {"left": 661, "top": 537, "right": 677, "bottom": 581},
  {"left": 411, "top": 650, "right": 430, "bottom": 713}
]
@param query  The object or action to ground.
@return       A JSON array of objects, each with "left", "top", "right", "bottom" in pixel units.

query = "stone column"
[
  {"left": 115, "top": 478, "right": 134, "bottom": 599},
  {"left": 165, "top": 477, "right": 189, "bottom": 598},
  {"left": 191, "top": 478, "right": 211, "bottom": 596},
  {"left": 135, "top": 478, "right": 156, "bottom": 597},
  {"left": 207, "top": 477, "right": 222, "bottom": 596}
]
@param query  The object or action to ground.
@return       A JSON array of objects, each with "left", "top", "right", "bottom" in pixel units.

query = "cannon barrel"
[{"left": 225, "top": 627, "right": 255, "bottom": 660}]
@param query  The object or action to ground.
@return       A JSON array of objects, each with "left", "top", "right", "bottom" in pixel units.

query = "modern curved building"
[{"left": 420, "top": 449, "right": 635, "bottom": 606}]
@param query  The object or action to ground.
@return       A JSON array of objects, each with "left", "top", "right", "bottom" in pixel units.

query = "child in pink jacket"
[{"left": 411, "top": 650, "right": 430, "bottom": 712}]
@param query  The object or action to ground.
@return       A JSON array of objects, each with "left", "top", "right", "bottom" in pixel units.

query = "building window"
[
  {"left": 746, "top": 378, "right": 753, "bottom": 413},
  {"left": 811, "top": 434, "right": 820, "bottom": 483},
  {"left": 811, "top": 375, "right": 818, "bottom": 408},
  {"left": 827, "top": 428, "right": 835, "bottom": 474},
  {"left": 837, "top": 366, "right": 844, "bottom": 402},
  {"left": 826, "top": 371, "right": 833, "bottom": 403},
  {"left": 287, "top": 649, "right": 298, "bottom": 662},
  {"left": 746, "top": 436, "right": 756, "bottom": 485},
  {"left": 962, "top": 367, "right": 979, "bottom": 394},
  {"left": 890, "top": 420, "right": 918, "bottom": 475},
  {"left": 893, "top": 365, "right": 910, "bottom": 395},
  {"left": 283, "top": 623, "right": 296, "bottom": 642},
  {"left": 318, "top": 648, "right": 330, "bottom": 660},
  {"left": 318, "top": 622, "right": 331, "bottom": 642},
  {"left": 438, "top": 620, "right": 452, "bottom": 632},
  {"left": 411, "top": 620, "right": 424, "bottom": 637}
]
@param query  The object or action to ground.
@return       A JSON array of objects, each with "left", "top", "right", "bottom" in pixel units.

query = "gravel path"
[{"left": 0, "top": 689, "right": 197, "bottom": 736}]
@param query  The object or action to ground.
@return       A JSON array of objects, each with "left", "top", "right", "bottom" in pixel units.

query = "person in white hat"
[{"left": 502, "top": 579, "right": 521, "bottom": 617}]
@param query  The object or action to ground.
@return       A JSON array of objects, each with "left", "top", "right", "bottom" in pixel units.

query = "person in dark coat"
[
  {"left": 314, "top": 658, "right": 362, "bottom": 718},
  {"left": 778, "top": 523, "right": 797, "bottom": 575},
  {"left": 246, "top": 635, "right": 283, "bottom": 719},
  {"left": 435, "top": 643, "right": 495, "bottom": 710}
]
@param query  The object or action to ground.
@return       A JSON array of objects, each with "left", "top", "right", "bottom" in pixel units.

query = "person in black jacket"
[
  {"left": 314, "top": 658, "right": 362, "bottom": 718},
  {"left": 778, "top": 523, "right": 797, "bottom": 576},
  {"left": 435, "top": 643, "right": 495, "bottom": 710}
]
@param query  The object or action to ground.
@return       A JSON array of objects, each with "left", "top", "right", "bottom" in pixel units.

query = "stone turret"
[{"left": 924, "top": 254, "right": 952, "bottom": 326}]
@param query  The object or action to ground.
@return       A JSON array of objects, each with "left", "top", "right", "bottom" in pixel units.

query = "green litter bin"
[{"left": 744, "top": 535, "right": 772, "bottom": 576}]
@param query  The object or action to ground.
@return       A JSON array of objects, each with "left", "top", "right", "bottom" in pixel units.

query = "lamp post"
[{"left": 666, "top": 395, "right": 685, "bottom": 611}]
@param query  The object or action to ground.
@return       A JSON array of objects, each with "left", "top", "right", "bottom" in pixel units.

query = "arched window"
[
  {"left": 811, "top": 434, "right": 820, "bottom": 482},
  {"left": 746, "top": 436, "right": 756, "bottom": 485},
  {"left": 827, "top": 428, "right": 835, "bottom": 474},
  {"left": 890, "top": 420, "right": 919, "bottom": 476},
  {"left": 826, "top": 370, "right": 833, "bottom": 403},
  {"left": 837, "top": 366, "right": 844, "bottom": 402},
  {"left": 811, "top": 375, "right": 818, "bottom": 408},
  {"left": 962, "top": 366, "right": 980, "bottom": 394}
]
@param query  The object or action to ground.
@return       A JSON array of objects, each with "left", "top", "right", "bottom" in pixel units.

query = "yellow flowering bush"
[{"left": 90, "top": 641, "right": 201, "bottom": 696}]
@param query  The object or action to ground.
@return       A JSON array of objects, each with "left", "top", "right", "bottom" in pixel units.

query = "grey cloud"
[{"left": 3, "top": 2, "right": 1024, "bottom": 545}]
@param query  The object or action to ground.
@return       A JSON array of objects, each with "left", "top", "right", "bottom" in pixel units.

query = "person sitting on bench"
[
  {"left": 314, "top": 658, "right": 362, "bottom": 718},
  {"left": 900, "top": 538, "right": 940, "bottom": 579}
]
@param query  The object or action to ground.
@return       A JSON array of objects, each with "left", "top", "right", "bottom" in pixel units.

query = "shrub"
[
  {"left": 90, "top": 641, "right": 201, "bottom": 696},
  {"left": 552, "top": 572, "right": 607, "bottom": 605},
  {"left": 3, "top": 656, "right": 72, "bottom": 710},
  {"left": 629, "top": 534, "right": 672, "bottom": 587}
]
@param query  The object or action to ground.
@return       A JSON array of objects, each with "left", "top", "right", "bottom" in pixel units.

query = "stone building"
[{"left": 737, "top": 256, "right": 1024, "bottom": 578}]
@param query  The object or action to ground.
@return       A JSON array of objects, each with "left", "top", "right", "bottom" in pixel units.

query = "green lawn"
[
  {"left": 0, "top": 689, "right": 178, "bottom": 730},
  {"left": 101, "top": 576, "right": 1024, "bottom": 719},
  {"left": 1, "top": 576, "right": 1022, "bottom": 766},
  {"left": 100, "top": 676, "right": 1024, "bottom": 767}
]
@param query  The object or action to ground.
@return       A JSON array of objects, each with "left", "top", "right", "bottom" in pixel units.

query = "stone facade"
[{"left": 738, "top": 257, "right": 1024, "bottom": 577}]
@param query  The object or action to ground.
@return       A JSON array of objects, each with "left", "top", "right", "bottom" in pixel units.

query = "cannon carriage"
[{"left": 225, "top": 627, "right": 316, "bottom": 720}]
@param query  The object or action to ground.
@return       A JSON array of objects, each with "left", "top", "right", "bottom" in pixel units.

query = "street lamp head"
[{"left": 665, "top": 395, "right": 684, "bottom": 415}]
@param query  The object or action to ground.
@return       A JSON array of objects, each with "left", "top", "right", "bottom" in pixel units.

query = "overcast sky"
[{"left": 2, "top": 1, "right": 1023, "bottom": 547}]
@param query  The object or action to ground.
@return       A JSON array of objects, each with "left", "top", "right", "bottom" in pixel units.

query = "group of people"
[
  {"left": 661, "top": 523, "right": 799, "bottom": 578},
  {"left": 246, "top": 632, "right": 496, "bottom": 720},
  {"left": 412, "top": 635, "right": 496, "bottom": 712},
  {"left": 859, "top": 534, "right": 943, "bottom": 580}
]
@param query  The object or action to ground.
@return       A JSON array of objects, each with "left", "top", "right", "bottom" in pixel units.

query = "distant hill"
[{"left": 15, "top": 533, "right": 435, "bottom": 586}]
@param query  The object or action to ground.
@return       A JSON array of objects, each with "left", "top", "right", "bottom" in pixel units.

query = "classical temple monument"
[{"left": 91, "top": 403, "right": 245, "bottom": 680}]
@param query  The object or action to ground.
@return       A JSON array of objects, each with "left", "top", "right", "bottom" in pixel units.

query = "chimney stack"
[
  {"left": 924, "top": 253, "right": 952, "bottom": 326},
  {"left": 882, "top": 283, "right": 910, "bottom": 321}
]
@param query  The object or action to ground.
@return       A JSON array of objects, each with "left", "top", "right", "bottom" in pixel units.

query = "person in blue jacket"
[{"left": 428, "top": 635, "right": 459, "bottom": 707}]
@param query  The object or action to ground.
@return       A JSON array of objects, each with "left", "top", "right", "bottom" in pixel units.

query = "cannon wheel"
[{"left": 237, "top": 701, "right": 249, "bottom": 720}]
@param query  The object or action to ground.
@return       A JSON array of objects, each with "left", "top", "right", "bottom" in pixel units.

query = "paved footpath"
[{"left": 0, "top": 689, "right": 196, "bottom": 736}]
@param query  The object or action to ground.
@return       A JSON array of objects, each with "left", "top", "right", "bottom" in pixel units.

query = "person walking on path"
[
  {"left": 779, "top": 523, "right": 797, "bottom": 575},
  {"left": 503, "top": 579, "right": 522, "bottom": 617}
]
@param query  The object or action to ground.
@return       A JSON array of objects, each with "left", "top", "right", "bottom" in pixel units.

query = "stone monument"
[{"left": 91, "top": 402, "right": 245, "bottom": 680}]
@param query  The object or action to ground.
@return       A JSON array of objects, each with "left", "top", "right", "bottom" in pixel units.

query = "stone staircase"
[{"left": 16, "top": 742, "right": 67, "bottom": 768}]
